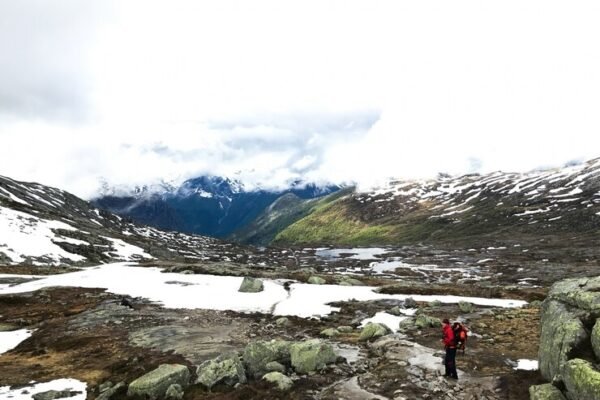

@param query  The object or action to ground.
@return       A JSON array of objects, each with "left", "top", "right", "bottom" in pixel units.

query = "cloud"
[{"left": 1, "top": 1, "right": 600, "bottom": 198}]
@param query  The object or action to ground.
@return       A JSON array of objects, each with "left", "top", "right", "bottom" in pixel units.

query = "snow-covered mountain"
[
  {"left": 92, "top": 175, "right": 339, "bottom": 238},
  {"left": 0, "top": 175, "right": 244, "bottom": 266},
  {"left": 245, "top": 158, "right": 600, "bottom": 248}
]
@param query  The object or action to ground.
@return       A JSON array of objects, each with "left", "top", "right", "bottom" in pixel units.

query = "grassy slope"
[
  {"left": 272, "top": 193, "right": 591, "bottom": 247},
  {"left": 230, "top": 189, "right": 351, "bottom": 245}
]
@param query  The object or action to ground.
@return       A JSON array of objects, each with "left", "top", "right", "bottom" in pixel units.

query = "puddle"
[{"left": 314, "top": 248, "right": 390, "bottom": 260}]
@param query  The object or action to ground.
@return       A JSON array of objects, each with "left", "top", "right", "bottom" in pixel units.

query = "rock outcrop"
[{"left": 533, "top": 276, "right": 600, "bottom": 399}]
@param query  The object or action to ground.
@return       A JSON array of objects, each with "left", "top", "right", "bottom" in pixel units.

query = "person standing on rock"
[{"left": 442, "top": 318, "right": 458, "bottom": 379}]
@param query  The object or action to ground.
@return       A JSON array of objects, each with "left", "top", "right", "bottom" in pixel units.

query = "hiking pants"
[{"left": 445, "top": 347, "right": 458, "bottom": 378}]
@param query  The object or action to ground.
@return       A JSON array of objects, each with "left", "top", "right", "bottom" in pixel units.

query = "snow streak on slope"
[
  {"left": 0, "top": 207, "right": 86, "bottom": 264},
  {"left": 355, "top": 158, "right": 600, "bottom": 225}
]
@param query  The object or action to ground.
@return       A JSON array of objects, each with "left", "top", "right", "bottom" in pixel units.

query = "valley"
[{"left": 1, "top": 160, "right": 600, "bottom": 399}]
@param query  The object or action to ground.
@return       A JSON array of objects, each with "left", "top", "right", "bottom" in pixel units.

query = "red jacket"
[{"left": 442, "top": 324, "right": 456, "bottom": 348}]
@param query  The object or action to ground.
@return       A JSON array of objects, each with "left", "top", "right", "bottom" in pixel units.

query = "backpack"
[{"left": 453, "top": 323, "right": 468, "bottom": 350}]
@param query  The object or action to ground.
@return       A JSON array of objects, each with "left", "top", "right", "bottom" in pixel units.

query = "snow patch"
[
  {"left": 0, "top": 207, "right": 86, "bottom": 264},
  {"left": 360, "top": 312, "right": 408, "bottom": 333},
  {"left": 0, "top": 379, "right": 87, "bottom": 400},
  {"left": 0, "top": 329, "right": 32, "bottom": 354},
  {"left": 0, "top": 263, "right": 527, "bottom": 318}
]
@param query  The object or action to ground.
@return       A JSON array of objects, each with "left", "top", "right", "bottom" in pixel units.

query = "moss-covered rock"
[
  {"left": 458, "top": 301, "right": 474, "bottom": 313},
  {"left": 358, "top": 323, "right": 390, "bottom": 342},
  {"left": 243, "top": 340, "right": 291, "bottom": 378},
  {"left": 265, "top": 361, "right": 286, "bottom": 373},
  {"left": 238, "top": 277, "right": 264, "bottom": 293},
  {"left": 290, "top": 339, "right": 337, "bottom": 373},
  {"left": 307, "top": 276, "right": 326, "bottom": 285},
  {"left": 337, "top": 325, "right": 354, "bottom": 333},
  {"left": 538, "top": 300, "right": 589, "bottom": 382},
  {"left": 127, "top": 364, "right": 190, "bottom": 398},
  {"left": 529, "top": 383, "right": 566, "bottom": 400},
  {"left": 195, "top": 353, "right": 246, "bottom": 389},
  {"left": 414, "top": 314, "right": 442, "bottom": 329},
  {"left": 563, "top": 358, "right": 600, "bottom": 400},
  {"left": 275, "top": 317, "right": 291, "bottom": 327},
  {"left": 548, "top": 277, "right": 600, "bottom": 312},
  {"left": 164, "top": 384, "right": 184, "bottom": 400},
  {"left": 262, "top": 372, "right": 293, "bottom": 391},
  {"left": 320, "top": 328, "right": 340, "bottom": 338},
  {"left": 339, "top": 277, "right": 363, "bottom": 286}
]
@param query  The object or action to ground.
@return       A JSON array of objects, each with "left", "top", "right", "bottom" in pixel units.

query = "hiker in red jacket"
[{"left": 442, "top": 318, "right": 458, "bottom": 379}]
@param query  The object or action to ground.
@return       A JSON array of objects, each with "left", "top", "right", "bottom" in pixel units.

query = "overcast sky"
[{"left": 1, "top": 1, "right": 600, "bottom": 198}]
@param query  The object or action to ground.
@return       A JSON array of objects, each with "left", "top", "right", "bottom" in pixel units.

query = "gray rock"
[
  {"left": 538, "top": 300, "right": 588, "bottom": 382},
  {"left": 265, "top": 361, "right": 286, "bottom": 373},
  {"left": 243, "top": 340, "right": 291, "bottom": 378},
  {"left": 238, "top": 277, "right": 264, "bottom": 293},
  {"left": 195, "top": 353, "right": 247, "bottom": 389},
  {"left": 262, "top": 372, "right": 293, "bottom": 391},
  {"left": 127, "top": 364, "right": 190, "bottom": 399},
  {"left": 32, "top": 390, "right": 80, "bottom": 400},
  {"left": 529, "top": 383, "right": 566, "bottom": 400},
  {"left": 290, "top": 339, "right": 337, "bottom": 374},
  {"left": 97, "top": 382, "right": 126, "bottom": 400},
  {"left": 337, "top": 326, "right": 354, "bottom": 333},
  {"left": 591, "top": 319, "right": 600, "bottom": 360},
  {"left": 165, "top": 384, "right": 184, "bottom": 400},
  {"left": 404, "top": 297, "right": 417, "bottom": 308},
  {"left": 359, "top": 323, "right": 391, "bottom": 342},
  {"left": 98, "top": 381, "right": 113, "bottom": 393},
  {"left": 388, "top": 306, "right": 402, "bottom": 316},
  {"left": 308, "top": 276, "right": 326, "bottom": 285}
]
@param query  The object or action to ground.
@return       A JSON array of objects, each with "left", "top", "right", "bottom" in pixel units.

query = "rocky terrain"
[{"left": 1, "top": 172, "right": 599, "bottom": 399}]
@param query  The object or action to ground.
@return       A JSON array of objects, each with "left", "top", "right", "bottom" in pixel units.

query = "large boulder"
[
  {"left": 538, "top": 300, "right": 589, "bottom": 382},
  {"left": 547, "top": 277, "right": 600, "bottom": 312},
  {"left": 529, "top": 384, "right": 566, "bottom": 400},
  {"left": 238, "top": 277, "right": 264, "bottom": 293},
  {"left": 262, "top": 372, "right": 293, "bottom": 391},
  {"left": 562, "top": 358, "right": 600, "bottom": 400},
  {"left": 290, "top": 339, "right": 337, "bottom": 374},
  {"left": 243, "top": 340, "right": 291, "bottom": 378},
  {"left": 195, "top": 353, "right": 247, "bottom": 389},
  {"left": 359, "top": 323, "right": 391, "bottom": 341},
  {"left": 127, "top": 364, "right": 190, "bottom": 399}
]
